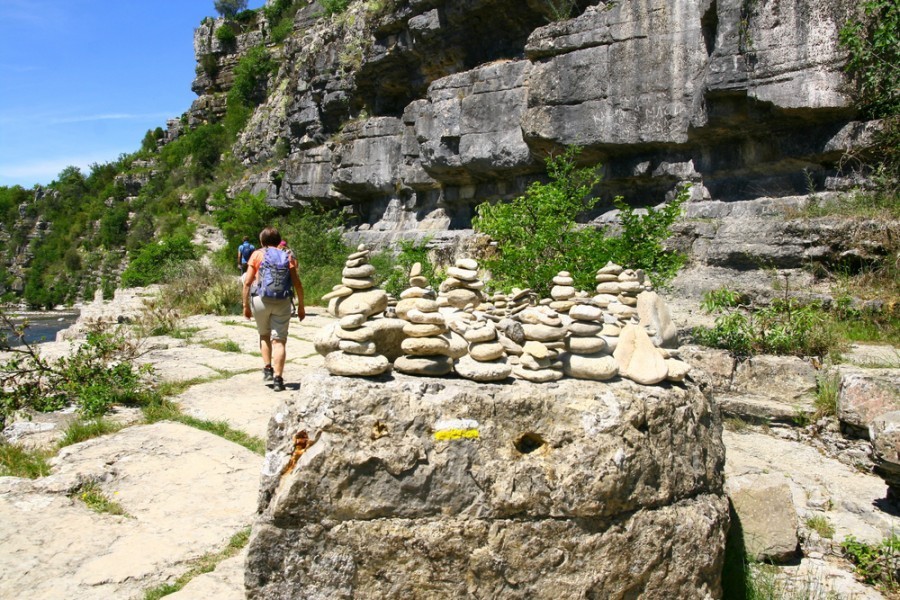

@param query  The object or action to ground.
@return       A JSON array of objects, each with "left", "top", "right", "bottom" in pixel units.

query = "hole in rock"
[{"left": 514, "top": 432, "right": 546, "bottom": 454}]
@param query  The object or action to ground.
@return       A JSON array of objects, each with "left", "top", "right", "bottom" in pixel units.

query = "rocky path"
[{"left": 1, "top": 292, "right": 896, "bottom": 599}]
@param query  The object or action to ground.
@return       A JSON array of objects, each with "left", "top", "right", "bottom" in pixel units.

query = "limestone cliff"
[{"left": 187, "top": 0, "right": 863, "bottom": 243}]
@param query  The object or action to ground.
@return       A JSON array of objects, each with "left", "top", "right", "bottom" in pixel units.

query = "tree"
[{"left": 214, "top": 0, "right": 248, "bottom": 18}]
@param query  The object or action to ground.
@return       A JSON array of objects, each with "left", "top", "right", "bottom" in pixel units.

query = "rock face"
[
  {"left": 186, "top": 0, "right": 863, "bottom": 241},
  {"left": 725, "top": 473, "right": 799, "bottom": 563},
  {"left": 246, "top": 372, "right": 728, "bottom": 599}
]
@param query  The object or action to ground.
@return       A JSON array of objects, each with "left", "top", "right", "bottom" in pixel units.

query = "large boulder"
[
  {"left": 725, "top": 473, "right": 799, "bottom": 563},
  {"left": 838, "top": 368, "right": 900, "bottom": 438},
  {"left": 246, "top": 372, "right": 728, "bottom": 598}
]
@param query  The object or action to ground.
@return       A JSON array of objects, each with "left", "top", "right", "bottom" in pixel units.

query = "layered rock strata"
[{"left": 247, "top": 373, "right": 729, "bottom": 599}]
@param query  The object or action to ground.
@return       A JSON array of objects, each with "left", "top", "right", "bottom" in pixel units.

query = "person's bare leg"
[
  {"left": 272, "top": 339, "right": 287, "bottom": 377},
  {"left": 259, "top": 335, "right": 272, "bottom": 367}
]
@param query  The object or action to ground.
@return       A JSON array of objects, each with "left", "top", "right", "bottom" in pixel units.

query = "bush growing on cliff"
[
  {"left": 121, "top": 235, "right": 197, "bottom": 288},
  {"left": 320, "top": 0, "right": 351, "bottom": 16},
  {"left": 214, "top": 0, "right": 248, "bottom": 18},
  {"left": 473, "top": 147, "right": 686, "bottom": 296}
]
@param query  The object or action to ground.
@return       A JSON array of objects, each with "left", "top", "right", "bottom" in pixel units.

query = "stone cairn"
[
  {"left": 438, "top": 258, "right": 484, "bottom": 310},
  {"left": 453, "top": 316, "right": 512, "bottom": 382},
  {"left": 394, "top": 264, "right": 456, "bottom": 377},
  {"left": 322, "top": 244, "right": 388, "bottom": 320},
  {"left": 591, "top": 262, "right": 646, "bottom": 352},
  {"left": 560, "top": 302, "right": 619, "bottom": 381},
  {"left": 322, "top": 245, "right": 390, "bottom": 377},
  {"left": 548, "top": 270, "right": 577, "bottom": 314},
  {"left": 512, "top": 306, "right": 566, "bottom": 382}
]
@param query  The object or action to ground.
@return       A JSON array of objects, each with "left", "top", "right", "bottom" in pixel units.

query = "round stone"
[
  {"left": 513, "top": 366, "right": 563, "bottom": 382},
  {"left": 402, "top": 336, "right": 451, "bottom": 356},
  {"left": 396, "top": 298, "right": 439, "bottom": 320},
  {"left": 665, "top": 359, "right": 691, "bottom": 382},
  {"left": 569, "top": 321, "right": 603, "bottom": 336},
  {"left": 439, "top": 277, "right": 465, "bottom": 292},
  {"left": 345, "top": 257, "right": 367, "bottom": 268},
  {"left": 561, "top": 352, "right": 619, "bottom": 381},
  {"left": 403, "top": 322, "right": 448, "bottom": 337},
  {"left": 446, "top": 266, "right": 478, "bottom": 281},
  {"left": 347, "top": 249, "right": 370, "bottom": 261},
  {"left": 518, "top": 353, "right": 551, "bottom": 370},
  {"left": 595, "top": 282, "right": 622, "bottom": 295},
  {"left": 334, "top": 289, "right": 389, "bottom": 318},
  {"left": 522, "top": 323, "right": 566, "bottom": 343},
  {"left": 336, "top": 325, "right": 374, "bottom": 343},
  {"left": 618, "top": 281, "right": 644, "bottom": 294},
  {"left": 498, "top": 334, "right": 524, "bottom": 356},
  {"left": 407, "top": 309, "right": 445, "bottom": 325},
  {"left": 569, "top": 304, "right": 603, "bottom": 321},
  {"left": 454, "top": 355, "right": 511, "bottom": 382},
  {"left": 456, "top": 258, "right": 479, "bottom": 271},
  {"left": 469, "top": 341, "right": 505, "bottom": 362},
  {"left": 339, "top": 314, "right": 367, "bottom": 329},
  {"left": 322, "top": 286, "right": 354, "bottom": 301},
  {"left": 464, "top": 323, "right": 497, "bottom": 343},
  {"left": 565, "top": 336, "right": 608, "bottom": 354},
  {"left": 595, "top": 273, "right": 619, "bottom": 283},
  {"left": 441, "top": 331, "right": 469, "bottom": 359},
  {"left": 400, "top": 287, "right": 431, "bottom": 299},
  {"left": 409, "top": 276, "right": 429, "bottom": 288},
  {"left": 324, "top": 351, "right": 389, "bottom": 377},
  {"left": 619, "top": 295, "right": 638, "bottom": 306},
  {"left": 338, "top": 340, "right": 377, "bottom": 356},
  {"left": 598, "top": 262, "right": 623, "bottom": 275},
  {"left": 342, "top": 264, "right": 376, "bottom": 279},
  {"left": 443, "top": 289, "right": 481, "bottom": 309},
  {"left": 618, "top": 269, "right": 639, "bottom": 282},
  {"left": 342, "top": 277, "right": 375, "bottom": 290},
  {"left": 394, "top": 355, "right": 453, "bottom": 376},
  {"left": 549, "top": 301, "right": 575, "bottom": 313},
  {"left": 409, "top": 262, "right": 422, "bottom": 278},
  {"left": 522, "top": 340, "right": 550, "bottom": 359}
]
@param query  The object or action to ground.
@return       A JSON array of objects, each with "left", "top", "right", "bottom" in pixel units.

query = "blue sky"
[{"left": 0, "top": 0, "right": 265, "bottom": 189}]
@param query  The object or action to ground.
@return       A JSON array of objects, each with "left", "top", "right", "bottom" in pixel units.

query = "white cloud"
[{"left": 48, "top": 112, "right": 176, "bottom": 125}]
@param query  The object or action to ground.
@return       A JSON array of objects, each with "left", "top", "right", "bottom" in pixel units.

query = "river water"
[{"left": 3, "top": 311, "right": 80, "bottom": 346}]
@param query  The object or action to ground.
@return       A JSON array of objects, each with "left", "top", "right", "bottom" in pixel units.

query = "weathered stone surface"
[
  {"left": 678, "top": 347, "right": 735, "bottom": 393},
  {"left": 613, "top": 324, "right": 668, "bottom": 385},
  {"left": 725, "top": 473, "right": 799, "bottom": 563},
  {"left": 636, "top": 291, "right": 679, "bottom": 349},
  {"left": 565, "top": 336, "right": 608, "bottom": 355},
  {"left": 0, "top": 423, "right": 259, "bottom": 600},
  {"left": 521, "top": 323, "right": 566, "bottom": 343},
  {"left": 401, "top": 336, "right": 451, "bottom": 356},
  {"left": 732, "top": 355, "right": 817, "bottom": 408},
  {"left": 469, "top": 341, "right": 505, "bottom": 362},
  {"left": 869, "top": 411, "right": 900, "bottom": 495},
  {"left": 248, "top": 373, "right": 727, "bottom": 598},
  {"left": 837, "top": 368, "right": 900, "bottom": 438}
]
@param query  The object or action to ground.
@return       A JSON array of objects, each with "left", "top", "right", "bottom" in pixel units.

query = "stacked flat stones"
[
  {"left": 323, "top": 313, "right": 391, "bottom": 377},
  {"left": 560, "top": 303, "right": 618, "bottom": 381},
  {"left": 394, "top": 265, "right": 455, "bottom": 376},
  {"left": 512, "top": 306, "right": 566, "bottom": 382},
  {"left": 438, "top": 258, "right": 484, "bottom": 310},
  {"left": 453, "top": 317, "right": 512, "bottom": 382},
  {"left": 549, "top": 271, "right": 577, "bottom": 313},
  {"left": 323, "top": 244, "right": 388, "bottom": 319}
]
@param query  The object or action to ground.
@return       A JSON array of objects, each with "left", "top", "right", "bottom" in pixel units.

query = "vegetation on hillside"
[{"left": 473, "top": 147, "right": 687, "bottom": 297}]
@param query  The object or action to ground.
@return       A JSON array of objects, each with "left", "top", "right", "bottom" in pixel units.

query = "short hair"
[
  {"left": 242, "top": 236, "right": 249, "bottom": 242},
  {"left": 259, "top": 227, "right": 282, "bottom": 247}
]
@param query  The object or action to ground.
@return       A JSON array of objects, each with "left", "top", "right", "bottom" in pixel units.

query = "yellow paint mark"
[{"left": 434, "top": 428, "right": 480, "bottom": 441}]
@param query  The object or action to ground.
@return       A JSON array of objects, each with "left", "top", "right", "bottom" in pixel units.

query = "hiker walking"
[
  {"left": 237, "top": 236, "right": 255, "bottom": 276},
  {"left": 242, "top": 227, "right": 306, "bottom": 392}
]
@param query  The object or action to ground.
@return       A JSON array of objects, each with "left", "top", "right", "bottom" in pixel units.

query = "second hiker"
[{"left": 242, "top": 227, "right": 306, "bottom": 392}]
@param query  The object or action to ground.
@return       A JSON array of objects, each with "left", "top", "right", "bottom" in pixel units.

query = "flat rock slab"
[
  {"left": 0, "top": 422, "right": 261, "bottom": 600},
  {"left": 176, "top": 372, "right": 290, "bottom": 440},
  {"left": 138, "top": 345, "right": 253, "bottom": 381},
  {"left": 167, "top": 549, "right": 247, "bottom": 600},
  {"left": 724, "top": 429, "right": 892, "bottom": 545}
]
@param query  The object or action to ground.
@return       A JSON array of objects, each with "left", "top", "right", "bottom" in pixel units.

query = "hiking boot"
[
  {"left": 272, "top": 376, "right": 285, "bottom": 392},
  {"left": 263, "top": 366, "right": 274, "bottom": 382}
]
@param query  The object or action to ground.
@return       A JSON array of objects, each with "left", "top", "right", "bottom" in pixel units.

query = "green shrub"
[
  {"left": 814, "top": 370, "right": 840, "bottom": 418},
  {"left": 121, "top": 234, "right": 197, "bottom": 288},
  {"left": 215, "top": 23, "right": 238, "bottom": 50},
  {"left": 374, "top": 237, "right": 440, "bottom": 298},
  {"left": 225, "top": 45, "right": 274, "bottom": 136},
  {"left": 474, "top": 147, "right": 686, "bottom": 296},
  {"left": 692, "top": 286, "right": 839, "bottom": 358},
  {"left": 0, "top": 316, "right": 154, "bottom": 427},
  {"left": 269, "top": 16, "right": 294, "bottom": 43},
  {"left": 320, "top": 0, "right": 351, "bottom": 15},
  {"left": 162, "top": 260, "right": 242, "bottom": 316},
  {"left": 214, "top": 0, "right": 248, "bottom": 18},
  {"left": 841, "top": 534, "right": 900, "bottom": 589},
  {"left": 0, "top": 443, "right": 51, "bottom": 478},
  {"left": 275, "top": 208, "right": 351, "bottom": 304},
  {"left": 212, "top": 190, "right": 278, "bottom": 250}
]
